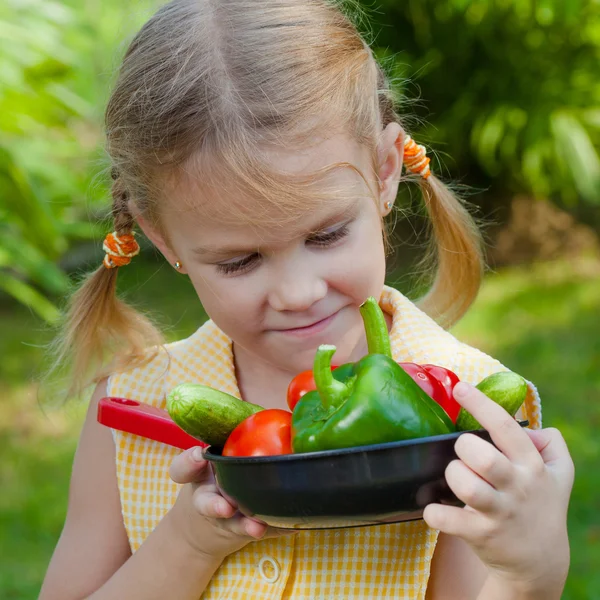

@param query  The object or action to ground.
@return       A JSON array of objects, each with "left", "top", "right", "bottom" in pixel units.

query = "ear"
[
  {"left": 377, "top": 122, "right": 404, "bottom": 215},
  {"left": 134, "top": 211, "right": 188, "bottom": 274}
]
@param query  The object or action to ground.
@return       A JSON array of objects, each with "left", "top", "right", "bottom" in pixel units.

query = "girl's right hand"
[{"left": 167, "top": 447, "right": 291, "bottom": 561}]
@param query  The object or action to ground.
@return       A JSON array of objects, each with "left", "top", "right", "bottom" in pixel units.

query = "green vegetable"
[
  {"left": 167, "top": 383, "right": 263, "bottom": 446},
  {"left": 291, "top": 297, "right": 455, "bottom": 453},
  {"left": 455, "top": 371, "right": 528, "bottom": 431}
]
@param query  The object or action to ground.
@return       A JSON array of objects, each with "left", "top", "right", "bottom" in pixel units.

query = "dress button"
[{"left": 258, "top": 556, "right": 281, "bottom": 583}]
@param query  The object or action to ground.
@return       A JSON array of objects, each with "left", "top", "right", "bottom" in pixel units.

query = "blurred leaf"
[
  {"left": 0, "top": 230, "right": 70, "bottom": 295},
  {"left": 552, "top": 112, "right": 600, "bottom": 204},
  {"left": 473, "top": 107, "right": 507, "bottom": 174},
  {"left": 0, "top": 147, "right": 65, "bottom": 258},
  {"left": 45, "top": 82, "right": 94, "bottom": 119},
  {"left": 0, "top": 276, "right": 60, "bottom": 324},
  {"left": 58, "top": 220, "right": 106, "bottom": 241},
  {"left": 583, "top": 109, "right": 600, "bottom": 129}
]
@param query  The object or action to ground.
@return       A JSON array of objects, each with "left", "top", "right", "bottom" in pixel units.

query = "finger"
[
  {"left": 423, "top": 502, "right": 485, "bottom": 542},
  {"left": 169, "top": 447, "right": 210, "bottom": 484},
  {"left": 454, "top": 433, "right": 514, "bottom": 489},
  {"left": 445, "top": 459, "right": 499, "bottom": 514},
  {"left": 216, "top": 513, "right": 268, "bottom": 539},
  {"left": 524, "top": 428, "right": 571, "bottom": 466},
  {"left": 243, "top": 518, "right": 269, "bottom": 539},
  {"left": 453, "top": 382, "right": 538, "bottom": 464},
  {"left": 192, "top": 485, "right": 237, "bottom": 519},
  {"left": 524, "top": 428, "right": 575, "bottom": 482}
]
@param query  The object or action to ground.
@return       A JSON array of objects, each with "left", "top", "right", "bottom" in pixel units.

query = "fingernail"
[
  {"left": 453, "top": 382, "right": 471, "bottom": 399},
  {"left": 192, "top": 447, "right": 204, "bottom": 462}
]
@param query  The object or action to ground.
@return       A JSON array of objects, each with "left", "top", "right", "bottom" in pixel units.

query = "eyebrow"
[{"left": 191, "top": 200, "right": 360, "bottom": 257}]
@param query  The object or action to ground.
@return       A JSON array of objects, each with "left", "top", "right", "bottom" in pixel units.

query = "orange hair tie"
[
  {"left": 403, "top": 135, "right": 431, "bottom": 179},
  {"left": 102, "top": 231, "right": 140, "bottom": 269}
]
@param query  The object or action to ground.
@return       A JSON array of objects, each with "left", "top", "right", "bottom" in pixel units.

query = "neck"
[{"left": 232, "top": 343, "right": 296, "bottom": 410}]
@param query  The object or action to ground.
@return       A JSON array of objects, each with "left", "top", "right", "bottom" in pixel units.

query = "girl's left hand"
[{"left": 423, "top": 381, "right": 575, "bottom": 593}]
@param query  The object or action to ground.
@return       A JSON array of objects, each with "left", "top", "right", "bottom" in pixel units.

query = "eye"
[
  {"left": 307, "top": 223, "right": 350, "bottom": 247},
  {"left": 215, "top": 253, "right": 261, "bottom": 276}
]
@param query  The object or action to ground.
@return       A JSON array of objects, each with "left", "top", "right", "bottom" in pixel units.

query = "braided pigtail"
[{"left": 47, "top": 170, "right": 163, "bottom": 400}]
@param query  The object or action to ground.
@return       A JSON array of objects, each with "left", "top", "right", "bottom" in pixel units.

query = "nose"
[{"left": 268, "top": 261, "right": 328, "bottom": 313}]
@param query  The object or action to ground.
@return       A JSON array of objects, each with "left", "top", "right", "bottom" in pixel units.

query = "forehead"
[
  {"left": 159, "top": 132, "right": 376, "bottom": 239},
  {"left": 260, "top": 133, "right": 370, "bottom": 176}
]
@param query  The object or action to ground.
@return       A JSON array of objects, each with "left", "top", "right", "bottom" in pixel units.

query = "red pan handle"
[{"left": 97, "top": 397, "right": 208, "bottom": 450}]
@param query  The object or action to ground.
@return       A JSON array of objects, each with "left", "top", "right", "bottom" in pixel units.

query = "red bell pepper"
[
  {"left": 399, "top": 363, "right": 461, "bottom": 423},
  {"left": 222, "top": 409, "right": 293, "bottom": 457},
  {"left": 398, "top": 362, "right": 446, "bottom": 406},
  {"left": 399, "top": 363, "right": 460, "bottom": 423},
  {"left": 288, "top": 359, "right": 461, "bottom": 423},
  {"left": 422, "top": 364, "right": 461, "bottom": 422}
]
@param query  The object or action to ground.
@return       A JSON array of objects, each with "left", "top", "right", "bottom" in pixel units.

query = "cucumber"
[
  {"left": 167, "top": 383, "right": 264, "bottom": 446},
  {"left": 456, "top": 371, "right": 528, "bottom": 432}
]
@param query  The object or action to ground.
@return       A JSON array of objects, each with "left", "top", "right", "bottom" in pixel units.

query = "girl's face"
[{"left": 144, "top": 127, "right": 403, "bottom": 374}]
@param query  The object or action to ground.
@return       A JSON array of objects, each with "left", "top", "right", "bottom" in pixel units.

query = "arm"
[
  {"left": 39, "top": 380, "right": 223, "bottom": 600},
  {"left": 426, "top": 533, "right": 488, "bottom": 599},
  {"left": 427, "top": 534, "right": 568, "bottom": 600}
]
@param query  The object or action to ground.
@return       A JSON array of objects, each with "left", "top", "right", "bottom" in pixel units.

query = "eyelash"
[{"left": 215, "top": 223, "right": 350, "bottom": 276}]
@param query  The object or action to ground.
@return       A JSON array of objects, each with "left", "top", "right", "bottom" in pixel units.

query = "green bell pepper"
[{"left": 291, "top": 297, "right": 455, "bottom": 453}]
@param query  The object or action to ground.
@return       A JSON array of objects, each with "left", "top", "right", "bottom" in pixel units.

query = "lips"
[{"left": 273, "top": 309, "right": 341, "bottom": 336}]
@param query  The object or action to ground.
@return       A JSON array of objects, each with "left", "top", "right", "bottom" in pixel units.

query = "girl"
[{"left": 40, "top": 1, "right": 574, "bottom": 599}]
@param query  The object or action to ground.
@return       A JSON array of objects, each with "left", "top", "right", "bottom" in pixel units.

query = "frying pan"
[{"left": 98, "top": 396, "right": 526, "bottom": 530}]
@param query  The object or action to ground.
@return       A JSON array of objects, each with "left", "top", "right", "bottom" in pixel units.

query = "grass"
[{"left": 0, "top": 254, "right": 598, "bottom": 599}]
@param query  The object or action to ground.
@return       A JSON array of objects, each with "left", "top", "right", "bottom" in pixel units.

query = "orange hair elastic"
[
  {"left": 403, "top": 135, "right": 431, "bottom": 179},
  {"left": 102, "top": 231, "right": 140, "bottom": 269}
]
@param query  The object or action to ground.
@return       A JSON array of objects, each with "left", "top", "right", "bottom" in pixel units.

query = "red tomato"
[
  {"left": 422, "top": 364, "right": 461, "bottom": 423},
  {"left": 222, "top": 409, "right": 293, "bottom": 457},
  {"left": 287, "top": 370, "right": 317, "bottom": 412},
  {"left": 286, "top": 365, "right": 339, "bottom": 411}
]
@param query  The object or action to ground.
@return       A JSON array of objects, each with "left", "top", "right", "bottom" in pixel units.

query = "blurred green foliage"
[
  {"left": 370, "top": 0, "right": 600, "bottom": 204},
  {"left": 2, "top": 0, "right": 92, "bottom": 320},
  {"left": 1, "top": 0, "right": 599, "bottom": 318},
  {"left": 0, "top": 0, "right": 156, "bottom": 319},
  {"left": 1, "top": 3, "right": 599, "bottom": 596}
]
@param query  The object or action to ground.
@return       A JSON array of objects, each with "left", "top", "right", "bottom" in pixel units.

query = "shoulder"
[{"left": 106, "top": 319, "right": 220, "bottom": 404}]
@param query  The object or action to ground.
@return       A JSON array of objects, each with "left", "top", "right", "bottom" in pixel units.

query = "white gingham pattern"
[{"left": 109, "top": 286, "right": 542, "bottom": 599}]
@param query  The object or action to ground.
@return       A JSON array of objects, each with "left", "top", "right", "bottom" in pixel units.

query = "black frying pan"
[{"left": 205, "top": 422, "right": 528, "bottom": 530}]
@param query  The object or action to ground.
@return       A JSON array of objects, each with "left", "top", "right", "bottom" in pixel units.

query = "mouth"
[{"left": 273, "top": 309, "right": 342, "bottom": 338}]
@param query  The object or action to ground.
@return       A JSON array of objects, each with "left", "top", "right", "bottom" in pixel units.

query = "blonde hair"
[{"left": 51, "top": 0, "right": 483, "bottom": 398}]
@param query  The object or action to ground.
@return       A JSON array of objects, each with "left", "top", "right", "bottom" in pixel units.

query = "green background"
[{"left": 1, "top": 1, "right": 599, "bottom": 598}]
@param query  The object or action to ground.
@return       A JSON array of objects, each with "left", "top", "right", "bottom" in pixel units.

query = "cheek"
[
  {"left": 330, "top": 215, "right": 386, "bottom": 298},
  {"left": 186, "top": 268, "right": 266, "bottom": 340}
]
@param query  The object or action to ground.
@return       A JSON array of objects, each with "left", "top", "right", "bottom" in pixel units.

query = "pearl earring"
[
  {"left": 174, "top": 261, "right": 182, "bottom": 270},
  {"left": 384, "top": 201, "right": 392, "bottom": 211}
]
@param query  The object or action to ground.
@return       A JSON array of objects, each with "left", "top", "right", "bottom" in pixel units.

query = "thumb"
[{"left": 169, "top": 446, "right": 210, "bottom": 484}]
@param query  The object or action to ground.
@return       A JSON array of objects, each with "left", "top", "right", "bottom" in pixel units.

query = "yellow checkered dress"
[{"left": 108, "top": 285, "right": 541, "bottom": 599}]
